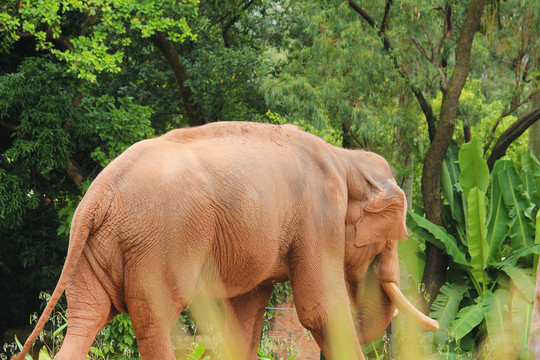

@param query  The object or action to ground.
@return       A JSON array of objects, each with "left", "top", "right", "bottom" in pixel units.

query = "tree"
[{"left": 0, "top": 0, "right": 292, "bottom": 344}]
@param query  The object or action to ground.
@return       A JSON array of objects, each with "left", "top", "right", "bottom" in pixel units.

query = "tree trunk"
[{"left": 420, "top": 0, "right": 487, "bottom": 307}]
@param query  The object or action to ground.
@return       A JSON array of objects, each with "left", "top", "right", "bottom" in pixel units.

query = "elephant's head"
[{"left": 344, "top": 169, "right": 438, "bottom": 344}]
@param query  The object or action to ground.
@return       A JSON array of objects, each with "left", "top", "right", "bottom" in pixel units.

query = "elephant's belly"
[{"left": 198, "top": 241, "right": 289, "bottom": 299}]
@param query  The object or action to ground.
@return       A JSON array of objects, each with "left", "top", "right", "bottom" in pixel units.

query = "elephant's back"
[{"left": 82, "top": 122, "right": 349, "bottom": 300}]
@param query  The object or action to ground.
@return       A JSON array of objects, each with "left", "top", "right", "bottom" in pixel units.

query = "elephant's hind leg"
[{"left": 55, "top": 253, "right": 117, "bottom": 360}]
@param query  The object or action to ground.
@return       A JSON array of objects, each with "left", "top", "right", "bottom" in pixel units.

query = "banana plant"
[{"left": 407, "top": 139, "right": 540, "bottom": 357}]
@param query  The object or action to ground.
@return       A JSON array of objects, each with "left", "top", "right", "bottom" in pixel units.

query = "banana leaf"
[
  {"left": 407, "top": 211, "right": 469, "bottom": 266},
  {"left": 511, "top": 291, "right": 533, "bottom": 359},
  {"left": 467, "top": 187, "right": 489, "bottom": 288},
  {"left": 441, "top": 141, "right": 465, "bottom": 226},
  {"left": 398, "top": 234, "right": 425, "bottom": 285},
  {"left": 458, "top": 139, "right": 490, "bottom": 204},
  {"left": 483, "top": 289, "right": 511, "bottom": 340},
  {"left": 521, "top": 151, "right": 540, "bottom": 174},
  {"left": 448, "top": 301, "right": 484, "bottom": 340},
  {"left": 430, "top": 283, "right": 468, "bottom": 346},
  {"left": 498, "top": 167, "right": 535, "bottom": 250},
  {"left": 503, "top": 244, "right": 540, "bottom": 266},
  {"left": 486, "top": 160, "right": 511, "bottom": 264},
  {"left": 501, "top": 264, "right": 535, "bottom": 302}
]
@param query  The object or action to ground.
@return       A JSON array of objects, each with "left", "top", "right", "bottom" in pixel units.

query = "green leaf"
[
  {"left": 511, "top": 291, "right": 533, "bottom": 358},
  {"left": 407, "top": 211, "right": 469, "bottom": 266},
  {"left": 448, "top": 302, "right": 485, "bottom": 340},
  {"left": 501, "top": 264, "right": 535, "bottom": 302},
  {"left": 486, "top": 160, "right": 512, "bottom": 264},
  {"left": 53, "top": 322, "right": 67, "bottom": 337},
  {"left": 459, "top": 139, "right": 490, "bottom": 202},
  {"left": 430, "top": 283, "right": 468, "bottom": 345},
  {"left": 498, "top": 167, "right": 535, "bottom": 250},
  {"left": 187, "top": 343, "right": 206, "bottom": 359},
  {"left": 504, "top": 244, "right": 540, "bottom": 266},
  {"left": 14, "top": 335, "right": 33, "bottom": 360},
  {"left": 398, "top": 234, "right": 425, "bottom": 285},
  {"left": 89, "top": 346, "right": 105, "bottom": 357},
  {"left": 483, "top": 289, "right": 511, "bottom": 341},
  {"left": 537, "top": 210, "right": 540, "bottom": 245},
  {"left": 441, "top": 141, "right": 465, "bottom": 225},
  {"left": 521, "top": 151, "right": 540, "bottom": 174},
  {"left": 38, "top": 346, "right": 52, "bottom": 360},
  {"left": 467, "top": 187, "right": 489, "bottom": 288}
]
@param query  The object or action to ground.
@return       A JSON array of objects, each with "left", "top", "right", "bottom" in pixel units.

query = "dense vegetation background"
[{"left": 0, "top": 0, "right": 539, "bottom": 358}]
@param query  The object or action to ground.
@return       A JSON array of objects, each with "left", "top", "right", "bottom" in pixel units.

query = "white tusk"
[
  {"left": 393, "top": 308, "right": 399, "bottom": 317},
  {"left": 381, "top": 282, "right": 439, "bottom": 330}
]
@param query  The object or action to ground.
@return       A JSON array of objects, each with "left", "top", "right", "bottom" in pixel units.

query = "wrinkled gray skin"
[{"left": 14, "top": 122, "right": 436, "bottom": 360}]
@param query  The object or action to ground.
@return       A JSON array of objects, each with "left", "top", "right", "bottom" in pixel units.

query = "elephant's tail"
[{"left": 13, "top": 188, "right": 110, "bottom": 360}]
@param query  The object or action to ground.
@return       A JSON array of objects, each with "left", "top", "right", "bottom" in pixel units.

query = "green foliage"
[
  {"left": 186, "top": 343, "right": 209, "bottom": 360},
  {"left": 187, "top": 45, "right": 267, "bottom": 123},
  {"left": 1, "top": 0, "right": 539, "bottom": 357},
  {"left": 98, "top": 314, "right": 140, "bottom": 359},
  {"left": 429, "top": 283, "right": 468, "bottom": 346},
  {"left": 0, "top": 57, "right": 75, "bottom": 228},
  {"left": 408, "top": 139, "right": 539, "bottom": 357},
  {"left": 262, "top": 0, "right": 407, "bottom": 155},
  {"left": 77, "top": 95, "right": 155, "bottom": 167},
  {"left": 265, "top": 111, "right": 342, "bottom": 147},
  {"left": 0, "top": 0, "right": 198, "bottom": 82}
]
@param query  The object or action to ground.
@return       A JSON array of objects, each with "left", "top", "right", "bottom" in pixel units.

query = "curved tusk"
[
  {"left": 381, "top": 282, "right": 439, "bottom": 330},
  {"left": 393, "top": 308, "right": 399, "bottom": 317}
]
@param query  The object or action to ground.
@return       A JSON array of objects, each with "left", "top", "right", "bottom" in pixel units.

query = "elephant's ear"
[{"left": 354, "top": 186, "right": 408, "bottom": 247}]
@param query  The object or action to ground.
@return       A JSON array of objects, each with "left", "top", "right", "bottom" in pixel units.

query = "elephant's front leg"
[
  {"left": 224, "top": 284, "right": 274, "bottom": 360},
  {"left": 290, "top": 255, "right": 366, "bottom": 360}
]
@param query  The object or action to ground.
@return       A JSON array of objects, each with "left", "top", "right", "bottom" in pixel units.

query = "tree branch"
[
  {"left": 150, "top": 32, "right": 203, "bottom": 126},
  {"left": 411, "top": 36, "right": 448, "bottom": 89},
  {"left": 45, "top": 27, "right": 73, "bottom": 50},
  {"left": 348, "top": 0, "right": 438, "bottom": 140},
  {"left": 63, "top": 90, "right": 84, "bottom": 132},
  {"left": 264, "top": 26, "right": 288, "bottom": 48},
  {"left": 487, "top": 106, "right": 540, "bottom": 170},
  {"left": 437, "top": 5, "right": 453, "bottom": 57},
  {"left": 17, "top": 28, "right": 73, "bottom": 51},
  {"left": 379, "top": 0, "right": 392, "bottom": 51},
  {"left": 66, "top": 158, "right": 85, "bottom": 189},
  {"left": 222, "top": 0, "right": 257, "bottom": 48},
  {"left": 411, "top": 89, "right": 437, "bottom": 142},
  {"left": 342, "top": 122, "right": 365, "bottom": 149},
  {"left": 0, "top": 119, "right": 17, "bottom": 131},
  {"left": 347, "top": 0, "right": 375, "bottom": 27},
  {"left": 483, "top": 90, "right": 539, "bottom": 153}
]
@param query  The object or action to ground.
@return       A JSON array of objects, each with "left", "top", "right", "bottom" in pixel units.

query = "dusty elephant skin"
[{"left": 14, "top": 122, "right": 437, "bottom": 360}]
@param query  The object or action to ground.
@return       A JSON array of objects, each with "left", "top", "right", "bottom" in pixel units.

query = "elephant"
[{"left": 14, "top": 121, "right": 438, "bottom": 360}]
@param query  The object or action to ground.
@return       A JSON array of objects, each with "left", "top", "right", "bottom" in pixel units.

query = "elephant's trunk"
[
  {"left": 381, "top": 281, "right": 439, "bottom": 330},
  {"left": 351, "top": 269, "right": 396, "bottom": 345},
  {"left": 351, "top": 273, "right": 439, "bottom": 345}
]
